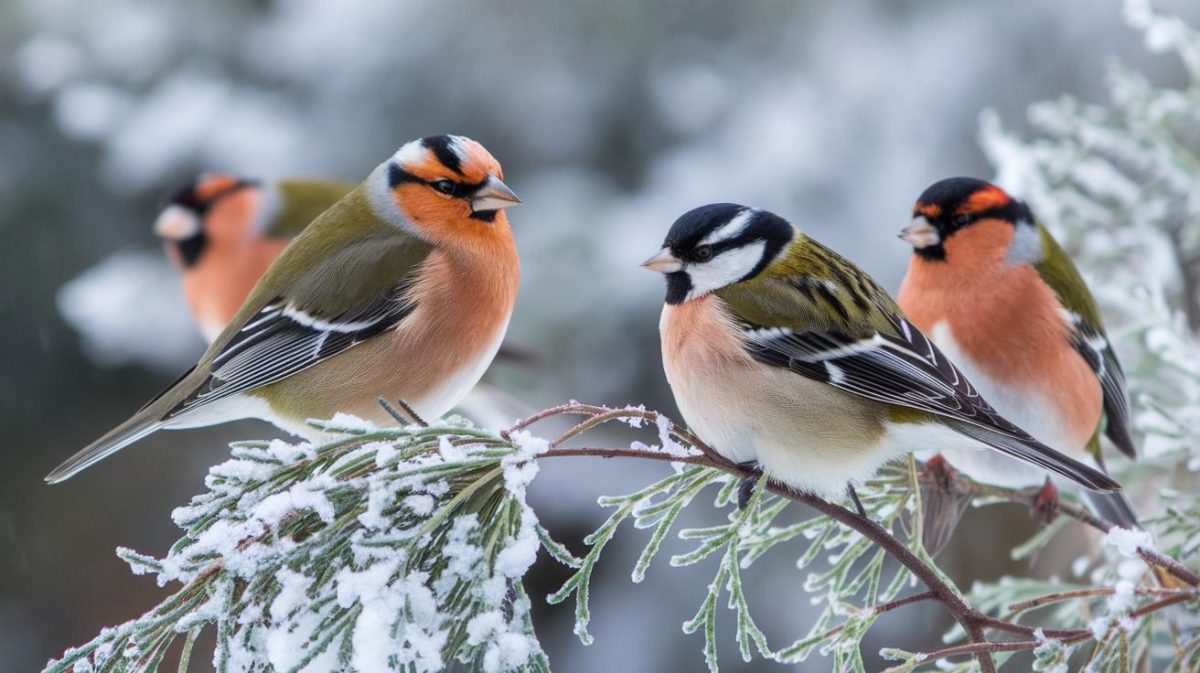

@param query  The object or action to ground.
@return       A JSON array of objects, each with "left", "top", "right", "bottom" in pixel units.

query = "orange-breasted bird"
[
  {"left": 48, "top": 135, "right": 522, "bottom": 483},
  {"left": 154, "top": 175, "right": 353, "bottom": 342},
  {"left": 897, "top": 177, "right": 1139, "bottom": 542}
]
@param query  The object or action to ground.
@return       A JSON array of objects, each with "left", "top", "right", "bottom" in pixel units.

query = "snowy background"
[{"left": 1, "top": 0, "right": 1197, "bottom": 670}]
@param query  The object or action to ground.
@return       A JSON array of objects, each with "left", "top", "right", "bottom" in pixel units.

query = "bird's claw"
[
  {"left": 846, "top": 483, "right": 868, "bottom": 518},
  {"left": 1030, "top": 478, "right": 1060, "bottom": 525},
  {"left": 918, "top": 455, "right": 974, "bottom": 557},
  {"left": 736, "top": 461, "right": 762, "bottom": 510}
]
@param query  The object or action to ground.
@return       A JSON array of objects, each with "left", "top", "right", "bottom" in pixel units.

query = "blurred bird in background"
[
  {"left": 154, "top": 174, "right": 353, "bottom": 341},
  {"left": 47, "top": 134, "right": 522, "bottom": 483},
  {"left": 643, "top": 203, "right": 1120, "bottom": 509},
  {"left": 897, "top": 177, "right": 1140, "bottom": 553}
]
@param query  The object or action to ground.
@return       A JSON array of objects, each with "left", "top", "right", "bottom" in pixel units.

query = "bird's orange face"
[
  {"left": 197, "top": 175, "right": 263, "bottom": 243},
  {"left": 901, "top": 177, "right": 1031, "bottom": 263},
  {"left": 383, "top": 135, "right": 521, "bottom": 250},
  {"left": 155, "top": 173, "right": 262, "bottom": 268}
]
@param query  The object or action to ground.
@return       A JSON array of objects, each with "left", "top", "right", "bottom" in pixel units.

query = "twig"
[
  {"left": 1008, "top": 586, "right": 1197, "bottom": 613},
  {"left": 515, "top": 403, "right": 1000, "bottom": 671},
  {"left": 796, "top": 591, "right": 938, "bottom": 644},
  {"left": 968, "top": 480, "right": 1200, "bottom": 588},
  {"left": 1139, "top": 547, "right": 1200, "bottom": 587},
  {"left": 541, "top": 446, "right": 712, "bottom": 467},
  {"left": 908, "top": 593, "right": 1193, "bottom": 667}
]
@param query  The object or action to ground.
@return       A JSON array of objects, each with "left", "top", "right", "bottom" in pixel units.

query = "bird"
[
  {"left": 154, "top": 174, "right": 353, "bottom": 342},
  {"left": 642, "top": 203, "right": 1120, "bottom": 507},
  {"left": 47, "top": 134, "right": 522, "bottom": 483},
  {"left": 897, "top": 177, "right": 1140, "bottom": 536}
]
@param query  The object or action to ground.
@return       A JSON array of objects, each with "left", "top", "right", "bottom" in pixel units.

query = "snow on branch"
[
  {"left": 45, "top": 401, "right": 1200, "bottom": 673},
  {"left": 48, "top": 416, "right": 550, "bottom": 673}
]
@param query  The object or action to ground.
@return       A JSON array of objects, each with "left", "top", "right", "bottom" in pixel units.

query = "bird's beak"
[
  {"left": 899, "top": 216, "right": 940, "bottom": 248},
  {"left": 471, "top": 176, "right": 522, "bottom": 213},
  {"left": 641, "top": 248, "right": 683, "bottom": 273},
  {"left": 154, "top": 205, "right": 201, "bottom": 240}
]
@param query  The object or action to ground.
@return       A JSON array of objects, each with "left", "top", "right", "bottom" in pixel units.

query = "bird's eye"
[
  {"left": 431, "top": 180, "right": 456, "bottom": 195},
  {"left": 695, "top": 245, "right": 714, "bottom": 261},
  {"left": 954, "top": 214, "right": 971, "bottom": 227}
]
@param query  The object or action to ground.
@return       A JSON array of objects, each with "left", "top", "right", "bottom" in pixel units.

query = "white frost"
[{"left": 1104, "top": 526, "right": 1155, "bottom": 558}]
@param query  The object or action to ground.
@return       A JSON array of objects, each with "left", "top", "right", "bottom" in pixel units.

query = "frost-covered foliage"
[
  {"left": 44, "top": 392, "right": 1199, "bottom": 673},
  {"left": 46, "top": 414, "right": 550, "bottom": 673},
  {"left": 544, "top": 457, "right": 929, "bottom": 672},
  {"left": 43, "top": 403, "right": 951, "bottom": 673}
]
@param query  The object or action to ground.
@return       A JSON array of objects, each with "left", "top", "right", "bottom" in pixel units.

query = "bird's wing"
[
  {"left": 165, "top": 285, "right": 415, "bottom": 418},
  {"left": 718, "top": 272, "right": 1119, "bottom": 492},
  {"left": 163, "top": 233, "right": 430, "bottom": 419},
  {"left": 1032, "top": 223, "right": 1136, "bottom": 458},
  {"left": 267, "top": 179, "right": 356, "bottom": 238}
]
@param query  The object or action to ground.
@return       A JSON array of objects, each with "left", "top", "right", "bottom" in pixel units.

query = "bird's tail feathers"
[
  {"left": 1085, "top": 491, "right": 1141, "bottom": 530},
  {"left": 942, "top": 420, "right": 1121, "bottom": 493},
  {"left": 45, "top": 414, "right": 164, "bottom": 484}
]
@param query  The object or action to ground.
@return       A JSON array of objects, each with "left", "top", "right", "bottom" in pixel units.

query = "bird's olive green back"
[
  {"left": 1032, "top": 223, "right": 1106, "bottom": 334},
  {"left": 202, "top": 185, "right": 432, "bottom": 363},
  {"left": 716, "top": 236, "right": 903, "bottom": 338},
  {"left": 268, "top": 179, "right": 356, "bottom": 238},
  {"left": 1032, "top": 222, "right": 1130, "bottom": 458}
]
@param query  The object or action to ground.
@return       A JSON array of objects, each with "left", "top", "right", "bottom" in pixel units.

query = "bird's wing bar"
[
  {"left": 165, "top": 287, "right": 415, "bottom": 418},
  {"left": 740, "top": 316, "right": 1120, "bottom": 492},
  {"left": 1066, "top": 312, "right": 1136, "bottom": 458}
]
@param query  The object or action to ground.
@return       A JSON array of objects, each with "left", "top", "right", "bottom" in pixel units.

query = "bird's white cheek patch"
[
  {"left": 154, "top": 205, "right": 201, "bottom": 240},
  {"left": 1005, "top": 221, "right": 1043, "bottom": 265},
  {"left": 364, "top": 162, "right": 420, "bottom": 234},
  {"left": 686, "top": 241, "right": 766, "bottom": 301}
]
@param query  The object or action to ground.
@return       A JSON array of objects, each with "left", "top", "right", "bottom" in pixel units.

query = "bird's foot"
[
  {"left": 846, "top": 483, "right": 868, "bottom": 518},
  {"left": 1030, "top": 478, "right": 1060, "bottom": 525},
  {"left": 923, "top": 454, "right": 957, "bottom": 490},
  {"left": 377, "top": 397, "right": 429, "bottom": 427},
  {"left": 918, "top": 454, "right": 973, "bottom": 557},
  {"left": 736, "top": 461, "right": 762, "bottom": 510}
]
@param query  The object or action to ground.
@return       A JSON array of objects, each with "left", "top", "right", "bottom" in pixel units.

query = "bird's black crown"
[
  {"left": 660, "top": 203, "right": 794, "bottom": 304},
  {"left": 911, "top": 177, "right": 1034, "bottom": 260}
]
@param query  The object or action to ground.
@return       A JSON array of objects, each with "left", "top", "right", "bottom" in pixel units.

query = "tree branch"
[
  {"left": 515, "top": 403, "right": 1003, "bottom": 669},
  {"left": 970, "top": 481, "right": 1199, "bottom": 588},
  {"left": 1007, "top": 586, "right": 1196, "bottom": 614},
  {"left": 512, "top": 402, "right": 1200, "bottom": 673}
]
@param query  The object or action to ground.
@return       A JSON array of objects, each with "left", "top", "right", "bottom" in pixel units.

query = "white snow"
[
  {"left": 403, "top": 494, "right": 435, "bottom": 516},
  {"left": 501, "top": 430, "right": 549, "bottom": 499},
  {"left": 270, "top": 568, "right": 313, "bottom": 619},
  {"left": 1104, "top": 526, "right": 1155, "bottom": 558},
  {"left": 437, "top": 435, "right": 465, "bottom": 462},
  {"left": 321, "top": 412, "right": 378, "bottom": 433},
  {"left": 494, "top": 506, "right": 540, "bottom": 579}
]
